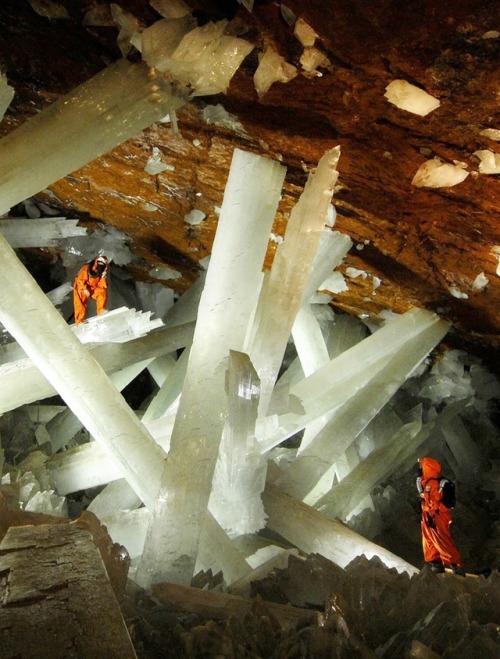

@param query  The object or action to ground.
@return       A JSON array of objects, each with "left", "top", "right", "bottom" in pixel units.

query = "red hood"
[{"left": 420, "top": 456, "right": 441, "bottom": 479}]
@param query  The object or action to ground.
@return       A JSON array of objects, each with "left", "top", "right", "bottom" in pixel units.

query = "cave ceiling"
[{"left": 0, "top": 0, "right": 499, "bottom": 370}]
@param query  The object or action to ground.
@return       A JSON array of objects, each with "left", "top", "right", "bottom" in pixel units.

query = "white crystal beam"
[
  {"left": 0, "top": 235, "right": 166, "bottom": 509},
  {"left": 136, "top": 149, "right": 286, "bottom": 587},
  {"left": 0, "top": 59, "right": 185, "bottom": 216},
  {"left": 88, "top": 479, "right": 143, "bottom": 519},
  {"left": 279, "top": 317, "right": 450, "bottom": 503},
  {"left": 147, "top": 353, "right": 177, "bottom": 387},
  {"left": 301, "top": 229, "right": 352, "bottom": 305},
  {"left": 98, "top": 506, "right": 251, "bottom": 587},
  {"left": 100, "top": 507, "right": 151, "bottom": 563},
  {"left": 257, "top": 309, "right": 450, "bottom": 454},
  {"left": 292, "top": 305, "right": 329, "bottom": 377},
  {"left": 209, "top": 350, "right": 266, "bottom": 537},
  {"left": 47, "top": 359, "right": 152, "bottom": 453},
  {"left": 141, "top": 348, "right": 189, "bottom": 422},
  {"left": 195, "top": 513, "right": 252, "bottom": 586},
  {"left": 440, "top": 415, "right": 488, "bottom": 482},
  {"left": 41, "top": 401, "right": 176, "bottom": 500},
  {"left": 263, "top": 483, "right": 418, "bottom": 575},
  {"left": 316, "top": 403, "right": 463, "bottom": 519},
  {"left": 246, "top": 147, "right": 341, "bottom": 413},
  {"left": 0, "top": 218, "right": 87, "bottom": 248},
  {"left": 0, "top": 320, "right": 194, "bottom": 414},
  {"left": 317, "top": 420, "right": 424, "bottom": 519},
  {"left": 48, "top": 443, "right": 124, "bottom": 494}
]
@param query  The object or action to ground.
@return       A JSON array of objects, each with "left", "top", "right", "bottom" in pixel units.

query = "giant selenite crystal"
[
  {"left": 46, "top": 359, "right": 152, "bottom": 453},
  {"left": 0, "top": 235, "right": 166, "bottom": 510},
  {"left": 0, "top": 218, "right": 87, "bottom": 248},
  {"left": 136, "top": 149, "right": 286, "bottom": 587},
  {"left": 275, "top": 309, "right": 451, "bottom": 504},
  {"left": 257, "top": 308, "right": 450, "bottom": 456},
  {"left": 0, "top": 320, "right": 194, "bottom": 415},
  {"left": 0, "top": 59, "right": 185, "bottom": 216},
  {"left": 246, "top": 146, "right": 342, "bottom": 414},
  {"left": 209, "top": 351, "right": 266, "bottom": 537},
  {"left": 263, "top": 483, "right": 418, "bottom": 576},
  {"left": 316, "top": 403, "right": 463, "bottom": 521}
]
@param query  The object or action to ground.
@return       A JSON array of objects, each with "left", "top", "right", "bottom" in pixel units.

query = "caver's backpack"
[
  {"left": 438, "top": 478, "right": 456, "bottom": 509},
  {"left": 417, "top": 476, "right": 456, "bottom": 509}
]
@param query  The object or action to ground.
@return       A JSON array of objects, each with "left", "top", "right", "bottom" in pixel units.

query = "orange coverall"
[
  {"left": 73, "top": 258, "right": 108, "bottom": 325},
  {"left": 417, "top": 456, "right": 462, "bottom": 568}
]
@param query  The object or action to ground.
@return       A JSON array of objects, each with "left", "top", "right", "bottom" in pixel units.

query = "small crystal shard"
[
  {"left": 254, "top": 45, "right": 298, "bottom": 99},
  {"left": 150, "top": 0, "right": 191, "bottom": 19},
  {"left": 385, "top": 80, "right": 440, "bottom": 116},
  {"left": 411, "top": 158, "right": 469, "bottom": 188},
  {"left": 474, "top": 149, "right": 500, "bottom": 174},
  {"left": 144, "top": 147, "right": 173, "bottom": 174},
  {"left": 294, "top": 18, "right": 318, "bottom": 47},
  {"left": 480, "top": 128, "right": 500, "bottom": 141},
  {"left": 472, "top": 272, "right": 489, "bottom": 292},
  {"left": 184, "top": 209, "right": 206, "bottom": 225}
]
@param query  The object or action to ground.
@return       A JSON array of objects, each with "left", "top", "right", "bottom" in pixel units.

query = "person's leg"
[
  {"left": 93, "top": 288, "right": 107, "bottom": 315},
  {"left": 421, "top": 518, "right": 443, "bottom": 571},
  {"left": 433, "top": 510, "right": 463, "bottom": 568},
  {"left": 73, "top": 288, "right": 87, "bottom": 325}
]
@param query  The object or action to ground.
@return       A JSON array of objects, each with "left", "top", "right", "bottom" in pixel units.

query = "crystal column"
[
  {"left": 136, "top": 149, "right": 286, "bottom": 586},
  {"left": 0, "top": 235, "right": 166, "bottom": 509},
  {"left": 209, "top": 350, "right": 266, "bottom": 537},
  {"left": 277, "top": 315, "right": 450, "bottom": 502},
  {"left": 0, "top": 59, "right": 184, "bottom": 215},
  {"left": 263, "top": 483, "right": 418, "bottom": 575},
  {"left": 246, "top": 147, "right": 341, "bottom": 413}
]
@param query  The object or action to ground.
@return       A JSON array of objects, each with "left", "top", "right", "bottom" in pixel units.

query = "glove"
[{"left": 83, "top": 289, "right": 90, "bottom": 298}]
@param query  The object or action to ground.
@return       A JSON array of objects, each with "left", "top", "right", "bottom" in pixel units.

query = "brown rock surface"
[
  {"left": 0, "top": 523, "right": 136, "bottom": 658},
  {"left": 0, "top": 0, "right": 498, "bottom": 368}
]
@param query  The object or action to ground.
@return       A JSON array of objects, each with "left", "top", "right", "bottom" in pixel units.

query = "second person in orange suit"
[
  {"left": 73, "top": 255, "right": 109, "bottom": 325},
  {"left": 416, "top": 456, "right": 465, "bottom": 576}
]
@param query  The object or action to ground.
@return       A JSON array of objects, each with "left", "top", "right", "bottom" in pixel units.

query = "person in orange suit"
[
  {"left": 73, "top": 255, "right": 109, "bottom": 325},
  {"left": 416, "top": 456, "right": 465, "bottom": 576}
]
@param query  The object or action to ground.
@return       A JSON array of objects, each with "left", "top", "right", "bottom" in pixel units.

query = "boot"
[
  {"left": 450, "top": 564, "right": 466, "bottom": 577},
  {"left": 426, "top": 561, "right": 445, "bottom": 573}
]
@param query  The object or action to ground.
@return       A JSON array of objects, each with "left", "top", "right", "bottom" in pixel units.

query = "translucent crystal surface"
[
  {"left": 275, "top": 314, "right": 450, "bottom": 503},
  {"left": 72, "top": 307, "right": 163, "bottom": 344},
  {"left": 0, "top": 218, "right": 87, "bottom": 248},
  {"left": 258, "top": 308, "right": 450, "bottom": 455},
  {"left": 263, "top": 483, "right": 418, "bottom": 575},
  {"left": 0, "top": 320, "right": 194, "bottom": 414},
  {"left": 0, "top": 59, "right": 185, "bottom": 216},
  {"left": 136, "top": 149, "right": 286, "bottom": 586},
  {"left": 48, "top": 442, "right": 124, "bottom": 495},
  {"left": 209, "top": 351, "right": 266, "bottom": 537},
  {"left": 246, "top": 147, "right": 341, "bottom": 413},
  {"left": 0, "top": 235, "right": 166, "bottom": 509},
  {"left": 87, "top": 478, "right": 142, "bottom": 518},
  {"left": 411, "top": 158, "right": 469, "bottom": 188},
  {"left": 149, "top": 20, "right": 254, "bottom": 97},
  {"left": 384, "top": 80, "right": 440, "bottom": 116},
  {"left": 253, "top": 45, "right": 298, "bottom": 98}
]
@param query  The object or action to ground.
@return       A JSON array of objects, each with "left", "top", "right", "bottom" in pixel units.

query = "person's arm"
[
  {"left": 93, "top": 272, "right": 108, "bottom": 313},
  {"left": 74, "top": 266, "right": 91, "bottom": 297}
]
